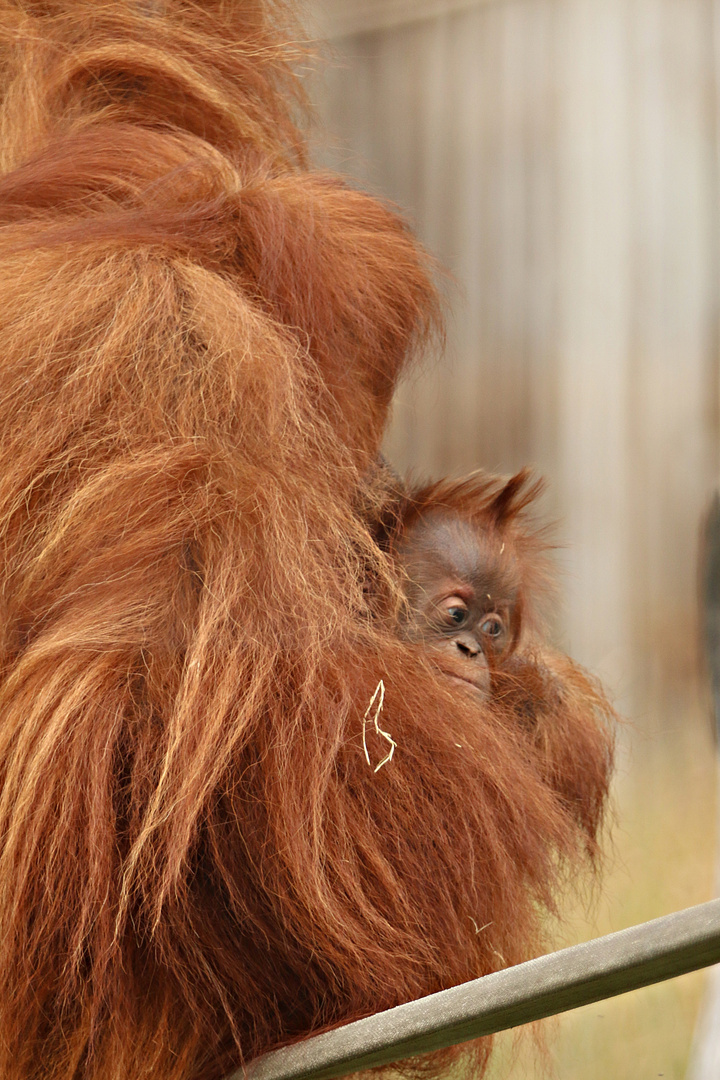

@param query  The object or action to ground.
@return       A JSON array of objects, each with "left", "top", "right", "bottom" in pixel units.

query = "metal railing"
[{"left": 234, "top": 898, "right": 720, "bottom": 1080}]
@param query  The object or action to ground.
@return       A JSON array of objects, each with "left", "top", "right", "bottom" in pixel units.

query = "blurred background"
[{"left": 306, "top": 1, "right": 720, "bottom": 1076}]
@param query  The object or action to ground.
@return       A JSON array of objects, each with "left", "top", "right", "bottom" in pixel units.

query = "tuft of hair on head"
[
  {"left": 401, "top": 467, "right": 545, "bottom": 528},
  {"left": 486, "top": 467, "right": 546, "bottom": 527}
]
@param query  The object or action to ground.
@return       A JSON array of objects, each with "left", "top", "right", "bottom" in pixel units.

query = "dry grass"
[{"left": 486, "top": 679, "right": 718, "bottom": 1080}]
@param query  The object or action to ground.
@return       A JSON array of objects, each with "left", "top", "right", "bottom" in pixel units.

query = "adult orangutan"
[{"left": 0, "top": 3, "right": 614, "bottom": 1080}]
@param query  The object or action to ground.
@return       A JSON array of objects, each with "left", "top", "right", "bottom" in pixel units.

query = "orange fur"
[{"left": 0, "top": 4, "right": 613, "bottom": 1079}]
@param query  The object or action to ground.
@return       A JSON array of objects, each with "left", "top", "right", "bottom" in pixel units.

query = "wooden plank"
[{"left": 234, "top": 899, "right": 720, "bottom": 1080}]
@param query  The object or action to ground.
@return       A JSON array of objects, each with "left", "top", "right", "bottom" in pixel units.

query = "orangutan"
[{"left": 0, "top": 4, "right": 613, "bottom": 1079}]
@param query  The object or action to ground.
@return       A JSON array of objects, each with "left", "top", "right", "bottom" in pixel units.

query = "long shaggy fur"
[{"left": 0, "top": 4, "right": 613, "bottom": 1079}]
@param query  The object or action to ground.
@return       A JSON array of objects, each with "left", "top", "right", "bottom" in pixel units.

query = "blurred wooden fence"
[{"left": 309, "top": 0, "right": 720, "bottom": 713}]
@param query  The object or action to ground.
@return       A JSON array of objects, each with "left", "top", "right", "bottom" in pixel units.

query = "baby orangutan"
[
  {"left": 393, "top": 473, "right": 534, "bottom": 697},
  {"left": 377, "top": 468, "right": 539, "bottom": 688},
  {"left": 382, "top": 468, "right": 613, "bottom": 840}
]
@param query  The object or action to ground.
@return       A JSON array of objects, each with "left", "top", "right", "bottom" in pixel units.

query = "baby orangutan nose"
[
  {"left": 455, "top": 633, "right": 482, "bottom": 657},
  {"left": 430, "top": 632, "right": 491, "bottom": 696}
]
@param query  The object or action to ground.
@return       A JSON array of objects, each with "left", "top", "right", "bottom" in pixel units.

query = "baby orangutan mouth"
[{"left": 441, "top": 665, "right": 490, "bottom": 695}]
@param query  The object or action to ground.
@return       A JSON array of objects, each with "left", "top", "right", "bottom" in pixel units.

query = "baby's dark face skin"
[{"left": 396, "top": 514, "right": 520, "bottom": 696}]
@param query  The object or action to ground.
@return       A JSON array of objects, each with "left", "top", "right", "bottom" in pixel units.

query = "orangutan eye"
[
  {"left": 480, "top": 615, "right": 504, "bottom": 638},
  {"left": 438, "top": 596, "right": 469, "bottom": 626}
]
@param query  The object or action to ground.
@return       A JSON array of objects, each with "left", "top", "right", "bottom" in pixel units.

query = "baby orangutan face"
[{"left": 396, "top": 513, "right": 520, "bottom": 696}]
